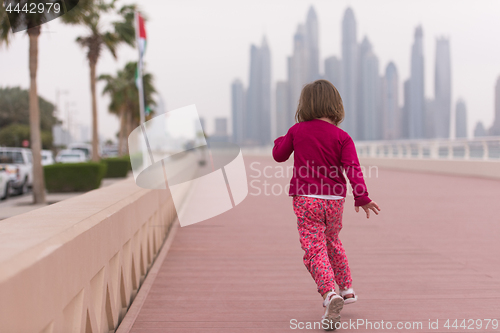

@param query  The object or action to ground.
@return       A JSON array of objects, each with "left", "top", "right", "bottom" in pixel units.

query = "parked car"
[
  {"left": 0, "top": 163, "right": 12, "bottom": 200},
  {"left": 55, "top": 150, "right": 86, "bottom": 163},
  {"left": 102, "top": 144, "right": 119, "bottom": 158},
  {"left": 41, "top": 150, "right": 55, "bottom": 166},
  {"left": 0, "top": 147, "right": 33, "bottom": 195},
  {"left": 68, "top": 143, "right": 93, "bottom": 161}
]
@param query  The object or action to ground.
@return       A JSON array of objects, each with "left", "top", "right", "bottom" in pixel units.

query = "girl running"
[{"left": 272, "top": 79, "right": 380, "bottom": 331}]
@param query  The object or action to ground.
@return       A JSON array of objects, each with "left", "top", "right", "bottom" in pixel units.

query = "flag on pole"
[
  {"left": 137, "top": 13, "right": 147, "bottom": 57},
  {"left": 135, "top": 11, "right": 148, "bottom": 125},
  {"left": 135, "top": 12, "right": 147, "bottom": 89}
]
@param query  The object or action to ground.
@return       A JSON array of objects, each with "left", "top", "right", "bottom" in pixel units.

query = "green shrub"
[
  {"left": 102, "top": 156, "right": 131, "bottom": 178},
  {"left": 44, "top": 162, "right": 107, "bottom": 193}
]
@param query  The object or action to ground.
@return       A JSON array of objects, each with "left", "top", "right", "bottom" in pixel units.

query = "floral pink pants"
[{"left": 293, "top": 196, "right": 353, "bottom": 296}]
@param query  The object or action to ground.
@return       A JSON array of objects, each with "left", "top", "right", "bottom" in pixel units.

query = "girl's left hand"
[{"left": 355, "top": 201, "right": 381, "bottom": 219}]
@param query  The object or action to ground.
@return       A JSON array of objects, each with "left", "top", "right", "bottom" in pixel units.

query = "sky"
[{"left": 1, "top": 0, "right": 499, "bottom": 141}]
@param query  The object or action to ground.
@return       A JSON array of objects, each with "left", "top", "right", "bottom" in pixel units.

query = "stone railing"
[
  {"left": 355, "top": 137, "right": 500, "bottom": 180},
  {"left": 0, "top": 174, "right": 191, "bottom": 333},
  {"left": 355, "top": 136, "right": 500, "bottom": 160}
]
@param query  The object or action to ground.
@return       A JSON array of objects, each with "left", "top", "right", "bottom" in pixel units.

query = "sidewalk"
[
  {"left": 0, "top": 178, "right": 127, "bottom": 220},
  {"left": 90, "top": 157, "right": 500, "bottom": 331}
]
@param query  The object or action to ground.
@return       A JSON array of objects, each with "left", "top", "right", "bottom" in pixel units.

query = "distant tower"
[
  {"left": 474, "top": 121, "right": 487, "bottom": 137},
  {"left": 245, "top": 36, "right": 272, "bottom": 146},
  {"left": 383, "top": 62, "right": 400, "bottom": 140},
  {"left": 409, "top": 26, "right": 425, "bottom": 139},
  {"left": 215, "top": 118, "right": 228, "bottom": 136},
  {"left": 455, "top": 99, "right": 467, "bottom": 138},
  {"left": 401, "top": 79, "right": 411, "bottom": 139},
  {"left": 489, "top": 76, "right": 500, "bottom": 135},
  {"left": 341, "top": 7, "right": 358, "bottom": 139},
  {"left": 231, "top": 79, "right": 245, "bottom": 144},
  {"left": 305, "top": 6, "right": 320, "bottom": 82},
  {"left": 434, "top": 37, "right": 452, "bottom": 138},
  {"left": 324, "top": 56, "right": 341, "bottom": 89},
  {"left": 275, "top": 81, "right": 289, "bottom": 137},
  {"left": 288, "top": 24, "right": 308, "bottom": 124},
  {"left": 358, "top": 37, "right": 380, "bottom": 140}
]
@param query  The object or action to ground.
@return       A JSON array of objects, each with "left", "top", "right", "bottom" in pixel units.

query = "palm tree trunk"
[
  {"left": 28, "top": 26, "right": 45, "bottom": 204},
  {"left": 118, "top": 107, "right": 125, "bottom": 156},
  {"left": 89, "top": 61, "right": 99, "bottom": 161}
]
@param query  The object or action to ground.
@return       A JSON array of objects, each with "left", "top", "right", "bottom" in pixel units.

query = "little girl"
[{"left": 272, "top": 79, "right": 380, "bottom": 331}]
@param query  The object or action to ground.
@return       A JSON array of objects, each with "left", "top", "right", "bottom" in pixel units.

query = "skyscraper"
[
  {"left": 275, "top": 81, "right": 289, "bottom": 137},
  {"left": 474, "top": 121, "right": 487, "bottom": 137},
  {"left": 489, "top": 76, "right": 500, "bottom": 136},
  {"left": 358, "top": 37, "right": 380, "bottom": 140},
  {"left": 455, "top": 99, "right": 467, "bottom": 138},
  {"left": 324, "top": 56, "right": 341, "bottom": 89},
  {"left": 245, "top": 36, "right": 272, "bottom": 146},
  {"left": 231, "top": 79, "right": 245, "bottom": 144},
  {"left": 434, "top": 37, "right": 452, "bottom": 138},
  {"left": 305, "top": 6, "right": 320, "bottom": 82},
  {"left": 383, "top": 62, "right": 400, "bottom": 140},
  {"left": 341, "top": 7, "right": 358, "bottom": 139},
  {"left": 401, "top": 79, "right": 411, "bottom": 138},
  {"left": 409, "top": 26, "right": 425, "bottom": 139},
  {"left": 288, "top": 24, "right": 308, "bottom": 122}
]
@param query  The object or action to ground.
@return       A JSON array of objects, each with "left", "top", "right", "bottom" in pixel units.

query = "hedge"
[
  {"left": 44, "top": 162, "right": 107, "bottom": 193},
  {"left": 102, "top": 156, "right": 131, "bottom": 178}
]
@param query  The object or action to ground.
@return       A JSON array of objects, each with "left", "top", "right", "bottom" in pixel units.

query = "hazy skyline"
[{"left": 1, "top": 0, "right": 500, "bottom": 141}]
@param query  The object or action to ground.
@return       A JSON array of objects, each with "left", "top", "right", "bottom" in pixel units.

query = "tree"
[
  {"left": 0, "top": 2, "right": 58, "bottom": 203},
  {"left": 61, "top": 2, "right": 137, "bottom": 161},
  {"left": 0, "top": 86, "right": 57, "bottom": 131},
  {"left": 99, "top": 61, "right": 156, "bottom": 156}
]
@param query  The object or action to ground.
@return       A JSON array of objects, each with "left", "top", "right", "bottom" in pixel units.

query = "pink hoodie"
[{"left": 272, "top": 119, "right": 371, "bottom": 206}]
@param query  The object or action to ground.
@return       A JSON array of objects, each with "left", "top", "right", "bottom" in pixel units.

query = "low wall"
[
  {"left": 359, "top": 157, "right": 500, "bottom": 180},
  {"left": 0, "top": 177, "right": 189, "bottom": 333}
]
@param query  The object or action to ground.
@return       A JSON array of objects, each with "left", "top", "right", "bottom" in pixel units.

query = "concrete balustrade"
[{"left": 0, "top": 177, "right": 190, "bottom": 333}]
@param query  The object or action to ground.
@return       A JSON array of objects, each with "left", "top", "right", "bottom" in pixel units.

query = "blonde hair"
[{"left": 295, "top": 79, "right": 345, "bottom": 125}]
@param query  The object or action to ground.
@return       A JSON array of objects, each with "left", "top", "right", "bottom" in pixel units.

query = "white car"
[
  {"left": 41, "top": 150, "right": 55, "bottom": 166},
  {"left": 0, "top": 166, "right": 11, "bottom": 200},
  {"left": 68, "top": 143, "right": 93, "bottom": 161},
  {"left": 0, "top": 147, "right": 33, "bottom": 195},
  {"left": 56, "top": 150, "right": 87, "bottom": 163}
]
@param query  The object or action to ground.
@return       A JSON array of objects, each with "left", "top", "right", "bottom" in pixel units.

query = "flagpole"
[
  {"left": 135, "top": 11, "right": 149, "bottom": 168},
  {"left": 135, "top": 11, "right": 146, "bottom": 127}
]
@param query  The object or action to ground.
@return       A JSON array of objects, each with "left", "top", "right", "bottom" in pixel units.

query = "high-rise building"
[
  {"left": 231, "top": 79, "right": 245, "bottom": 144},
  {"left": 275, "top": 81, "right": 289, "bottom": 137},
  {"left": 305, "top": 6, "right": 320, "bottom": 82},
  {"left": 434, "top": 37, "right": 452, "bottom": 138},
  {"left": 401, "top": 79, "right": 411, "bottom": 139},
  {"left": 288, "top": 24, "right": 308, "bottom": 123},
  {"left": 455, "top": 99, "right": 467, "bottom": 138},
  {"left": 474, "top": 121, "right": 487, "bottom": 137},
  {"left": 215, "top": 118, "right": 228, "bottom": 136},
  {"left": 245, "top": 36, "right": 272, "bottom": 146},
  {"left": 358, "top": 37, "right": 380, "bottom": 140},
  {"left": 341, "top": 7, "right": 358, "bottom": 139},
  {"left": 425, "top": 98, "right": 436, "bottom": 138},
  {"left": 324, "top": 56, "right": 341, "bottom": 89},
  {"left": 489, "top": 76, "right": 500, "bottom": 136},
  {"left": 382, "top": 62, "right": 400, "bottom": 140},
  {"left": 409, "top": 26, "right": 425, "bottom": 139}
]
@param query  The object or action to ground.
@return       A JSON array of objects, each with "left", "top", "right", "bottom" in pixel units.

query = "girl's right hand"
[{"left": 355, "top": 201, "right": 381, "bottom": 219}]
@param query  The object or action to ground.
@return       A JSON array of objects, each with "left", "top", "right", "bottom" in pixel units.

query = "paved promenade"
[{"left": 123, "top": 156, "right": 500, "bottom": 332}]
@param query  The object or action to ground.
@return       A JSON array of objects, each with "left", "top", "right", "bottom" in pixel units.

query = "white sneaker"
[
  {"left": 321, "top": 291, "right": 344, "bottom": 331},
  {"left": 339, "top": 288, "right": 358, "bottom": 305}
]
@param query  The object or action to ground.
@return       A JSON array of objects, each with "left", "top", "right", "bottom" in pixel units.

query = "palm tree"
[
  {"left": 99, "top": 61, "right": 156, "bottom": 156},
  {"left": 61, "top": 2, "right": 137, "bottom": 161},
  {"left": 0, "top": 2, "right": 58, "bottom": 203}
]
